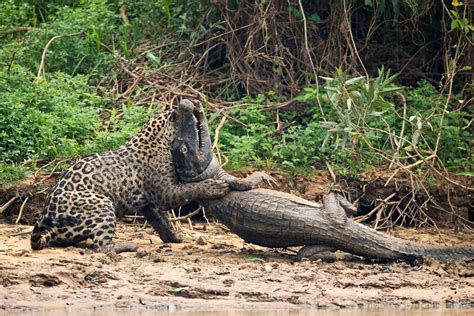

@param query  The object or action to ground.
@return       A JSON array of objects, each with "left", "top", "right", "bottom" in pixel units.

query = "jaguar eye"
[{"left": 180, "top": 144, "right": 188, "bottom": 154}]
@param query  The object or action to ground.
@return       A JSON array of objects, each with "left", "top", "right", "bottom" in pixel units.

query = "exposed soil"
[
  {"left": 0, "top": 171, "right": 473, "bottom": 313},
  {"left": 1, "top": 221, "right": 474, "bottom": 312}
]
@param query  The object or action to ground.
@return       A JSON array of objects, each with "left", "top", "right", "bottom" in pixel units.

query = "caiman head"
[{"left": 172, "top": 99, "right": 218, "bottom": 182}]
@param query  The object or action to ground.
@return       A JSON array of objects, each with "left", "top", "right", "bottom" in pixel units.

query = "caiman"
[{"left": 171, "top": 99, "right": 474, "bottom": 261}]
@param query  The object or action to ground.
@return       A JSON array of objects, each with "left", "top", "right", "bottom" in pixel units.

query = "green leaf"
[
  {"left": 308, "top": 13, "right": 321, "bottom": 22},
  {"left": 344, "top": 76, "right": 365, "bottom": 86},
  {"left": 456, "top": 170, "right": 474, "bottom": 177},
  {"left": 146, "top": 52, "right": 161, "bottom": 66},
  {"left": 451, "top": 19, "right": 459, "bottom": 30},
  {"left": 324, "top": 86, "right": 340, "bottom": 93},
  {"left": 379, "top": 86, "right": 404, "bottom": 94},
  {"left": 320, "top": 76, "right": 334, "bottom": 81}
]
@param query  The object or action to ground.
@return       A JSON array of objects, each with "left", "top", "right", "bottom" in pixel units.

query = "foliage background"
[{"left": 0, "top": 0, "right": 472, "bottom": 227}]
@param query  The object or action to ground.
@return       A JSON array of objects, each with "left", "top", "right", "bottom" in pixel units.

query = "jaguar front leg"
[
  {"left": 142, "top": 205, "right": 181, "bottom": 243},
  {"left": 145, "top": 178, "right": 229, "bottom": 242}
]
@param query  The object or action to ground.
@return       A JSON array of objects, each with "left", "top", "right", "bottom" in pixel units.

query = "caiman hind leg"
[
  {"left": 296, "top": 245, "right": 356, "bottom": 262},
  {"left": 321, "top": 192, "right": 358, "bottom": 224},
  {"left": 296, "top": 193, "right": 358, "bottom": 262}
]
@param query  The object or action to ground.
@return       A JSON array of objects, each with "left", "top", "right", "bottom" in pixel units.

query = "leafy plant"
[
  {"left": 0, "top": 64, "right": 157, "bottom": 182},
  {"left": 0, "top": 66, "right": 105, "bottom": 164},
  {"left": 0, "top": 1, "right": 118, "bottom": 76}
]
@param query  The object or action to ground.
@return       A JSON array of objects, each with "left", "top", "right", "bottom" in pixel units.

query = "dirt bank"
[
  {"left": 1, "top": 170, "right": 473, "bottom": 312},
  {"left": 1, "top": 220, "right": 473, "bottom": 312}
]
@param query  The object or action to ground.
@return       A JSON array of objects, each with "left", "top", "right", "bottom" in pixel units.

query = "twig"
[
  {"left": 402, "top": 154, "right": 437, "bottom": 171},
  {"left": 355, "top": 193, "right": 396, "bottom": 223},
  {"left": 187, "top": 218, "right": 194, "bottom": 230},
  {"left": 37, "top": 32, "right": 83, "bottom": 80},
  {"left": 0, "top": 197, "right": 17, "bottom": 214},
  {"left": 33, "top": 159, "right": 57, "bottom": 178},
  {"left": 389, "top": 92, "right": 407, "bottom": 169},
  {"left": 15, "top": 196, "right": 29, "bottom": 225},
  {"left": 213, "top": 116, "right": 227, "bottom": 164},
  {"left": 297, "top": 0, "right": 325, "bottom": 120},
  {"left": 324, "top": 160, "right": 337, "bottom": 183},
  {"left": 170, "top": 206, "right": 203, "bottom": 222},
  {"left": 212, "top": 116, "right": 227, "bottom": 150},
  {"left": 201, "top": 207, "right": 211, "bottom": 226},
  {"left": 342, "top": 0, "right": 369, "bottom": 80}
]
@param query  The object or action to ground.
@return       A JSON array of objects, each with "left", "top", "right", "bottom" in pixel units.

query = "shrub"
[
  {"left": 0, "top": 66, "right": 105, "bottom": 164},
  {"left": 0, "top": 1, "right": 118, "bottom": 76}
]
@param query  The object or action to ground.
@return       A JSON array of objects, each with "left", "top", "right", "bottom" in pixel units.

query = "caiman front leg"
[
  {"left": 296, "top": 245, "right": 339, "bottom": 262},
  {"left": 216, "top": 168, "right": 276, "bottom": 191}
]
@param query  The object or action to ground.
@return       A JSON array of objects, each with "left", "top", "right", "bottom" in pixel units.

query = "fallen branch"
[
  {"left": 11, "top": 229, "right": 33, "bottom": 237},
  {"left": 0, "top": 197, "right": 17, "bottom": 214},
  {"left": 15, "top": 196, "right": 29, "bottom": 225},
  {"left": 169, "top": 206, "right": 203, "bottom": 222}
]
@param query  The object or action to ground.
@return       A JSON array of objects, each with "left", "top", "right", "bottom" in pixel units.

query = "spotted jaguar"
[{"left": 31, "top": 99, "right": 229, "bottom": 250}]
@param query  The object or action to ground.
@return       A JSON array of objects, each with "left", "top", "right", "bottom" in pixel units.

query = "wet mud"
[{"left": 1, "top": 221, "right": 473, "bottom": 313}]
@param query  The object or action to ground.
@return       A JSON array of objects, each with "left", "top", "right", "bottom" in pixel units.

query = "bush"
[
  {"left": 405, "top": 80, "right": 471, "bottom": 170},
  {"left": 209, "top": 95, "right": 276, "bottom": 169},
  {"left": 0, "top": 1, "right": 118, "bottom": 76},
  {"left": 0, "top": 66, "right": 105, "bottom": 164},
  {"left": 211, "top": 70, "right": 471, "bottom": 175},
  {"left": 0, "top": 66, "right": 156, "bottom": 182}
]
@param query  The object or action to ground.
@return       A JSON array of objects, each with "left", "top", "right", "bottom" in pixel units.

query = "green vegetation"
[
  {"left": 212, "top": 73, "right": 471, "bottom": 176},
  {"left": 0, "top": 0, "right": 472, "bottom": 186}
]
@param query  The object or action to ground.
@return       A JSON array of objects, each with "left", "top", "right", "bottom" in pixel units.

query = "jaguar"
[{"left": 30, "top": 99, "right": 229, "bottom": 251}]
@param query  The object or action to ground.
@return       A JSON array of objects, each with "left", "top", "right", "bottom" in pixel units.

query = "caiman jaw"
[
  {"left": 172, "top": 99, "right": 214, "bottom": 181},
  {"left": 193, "top": 107, "right": 203, "bottom": 155}
]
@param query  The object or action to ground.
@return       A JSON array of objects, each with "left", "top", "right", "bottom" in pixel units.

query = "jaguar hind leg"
[
  {"left": 89, "top": 207, "right": 117, "bottom": 251},
  {"left": 32, "top": 191, "right": 118, "bottom": 251}
]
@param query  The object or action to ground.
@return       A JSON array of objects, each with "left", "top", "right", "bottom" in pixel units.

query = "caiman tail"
[
  {"left": 339, "top": 220, "right": 473, "bottom": 261},
  {"left": 200, "top": 189, "right": 474, "bottom": 261}
]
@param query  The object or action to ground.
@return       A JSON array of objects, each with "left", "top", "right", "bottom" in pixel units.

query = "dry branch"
[
  {"left": 37, "top": 32, "right": 83, "bottom": 80},
  {"left": 0, "top": 197, "right": 17, "bottom": 214}
]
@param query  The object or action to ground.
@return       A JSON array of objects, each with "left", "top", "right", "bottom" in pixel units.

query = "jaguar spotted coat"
[{"left": 30, "top": 100, "right": 229, "bottom": 250}]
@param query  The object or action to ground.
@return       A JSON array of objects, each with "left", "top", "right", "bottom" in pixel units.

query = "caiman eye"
[{"left": 180, "top": 144, "right": 188, "bottom": 154}]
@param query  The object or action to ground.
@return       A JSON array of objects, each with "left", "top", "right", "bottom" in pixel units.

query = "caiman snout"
[{"left": 178, "top": 99, "right": 195, "bottom": 112}]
